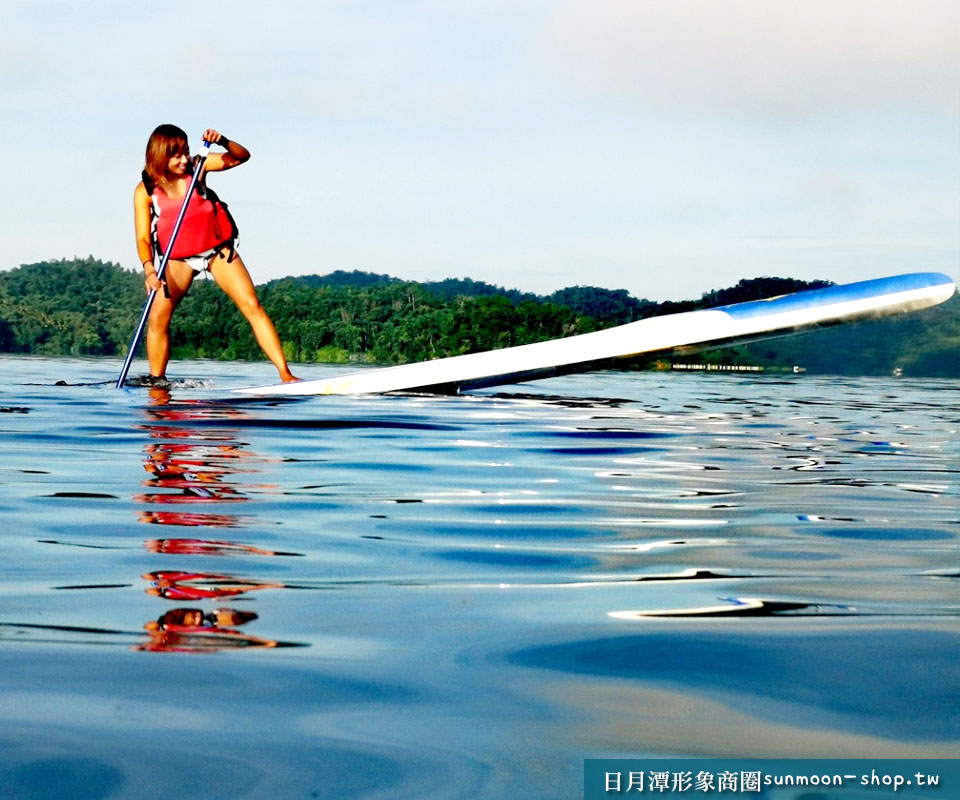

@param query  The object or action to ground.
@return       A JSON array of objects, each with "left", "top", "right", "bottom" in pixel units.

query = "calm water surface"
[{"left": 0, "top": 355, "right": 957, "bottom": 799}]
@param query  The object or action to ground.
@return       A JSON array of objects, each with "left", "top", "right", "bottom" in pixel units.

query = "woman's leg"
[
  {"left": 146, "top": 260, "right": 195, "bottom": 378},
  {"left": 208, "top": 252, "right": 298, "bottom": 382}
]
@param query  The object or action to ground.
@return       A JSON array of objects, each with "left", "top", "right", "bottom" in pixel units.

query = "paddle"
[{"left": 116, "top": 140, "right": 212, "bottom": 388}]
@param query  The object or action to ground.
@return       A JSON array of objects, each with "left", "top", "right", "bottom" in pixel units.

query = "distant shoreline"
[{"left": 2, "top": 258, "right": 957, "bottom": 377}]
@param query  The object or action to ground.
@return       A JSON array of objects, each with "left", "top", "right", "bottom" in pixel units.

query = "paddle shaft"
[{"left": 116, "top": 141, "right": 211, "bottom": 388}]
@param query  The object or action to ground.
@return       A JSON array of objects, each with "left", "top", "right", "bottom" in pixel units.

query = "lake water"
[{"left": 0, "top": 355, "right": 957, "bottom": 799}]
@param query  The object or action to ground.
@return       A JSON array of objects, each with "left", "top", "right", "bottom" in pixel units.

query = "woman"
[{"left": 134, "top": 124, "right": 297, "bottom": 382}]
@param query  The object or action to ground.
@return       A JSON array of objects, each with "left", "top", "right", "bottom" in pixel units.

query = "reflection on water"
[
  {"left": 136, "top": 388, "right": 260, "bottom": 509},
  {"left": 0, "top": 360, "right": 958, "bottom": 798},
  {"left": 138, "top": 607, "right": 301, "bottom": 653},
  {"left": 608, "top": 598, "right": 851, "bottom": 618},
  {"left": 143, "top": 538, "right": 302, "bottom": 556},
  {"left": 132, "top": 387, "right": 305, "bottom": 652},
  {"left": 143, "top": 570, "right": 287, "bottom": 600}
]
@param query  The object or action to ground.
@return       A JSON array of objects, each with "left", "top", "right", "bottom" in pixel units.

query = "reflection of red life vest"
[
  {"left": 151, "top": 177, "right": 234, "bottom": 259},
  {"left": 157, "top": 585, "right": 238, "bottom": 600}
]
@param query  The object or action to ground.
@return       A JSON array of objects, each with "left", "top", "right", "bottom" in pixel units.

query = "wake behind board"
[{"left": 237, "top": 272, "right": 956, "bottom": 397}]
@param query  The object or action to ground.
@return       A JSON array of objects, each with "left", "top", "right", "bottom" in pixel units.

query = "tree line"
[{"left": 0, "top": 258, "right": 956, "bottom": 377}]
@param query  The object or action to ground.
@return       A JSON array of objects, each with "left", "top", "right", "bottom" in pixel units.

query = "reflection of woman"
[
  {"left": 139, "top": 608, "right": 282, "bottom": 652},
  {"left": 133, "top": 124, "right": 297, "bottom": 383},
  {"left": 143, "top": 571, "right": 284, "bottom": 600},
  {"left": 145, "top": 538, "right": 297, "bottom": 555},
  {"left": 151, "top": 607, "right": 258, "bottom": 629}
]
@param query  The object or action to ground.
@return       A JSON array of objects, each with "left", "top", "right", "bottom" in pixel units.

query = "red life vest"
[{"left": 151, "top": 174, "right": 235, "bottom": 259}]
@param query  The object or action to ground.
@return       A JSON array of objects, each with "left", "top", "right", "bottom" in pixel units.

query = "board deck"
[{"left": 237, "top": 272, "right": 956, "bottom": 396}]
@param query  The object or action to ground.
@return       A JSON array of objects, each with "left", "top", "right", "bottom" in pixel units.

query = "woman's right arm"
[{"left": 134, "top": 183, "right": 162, "bottom": 293}]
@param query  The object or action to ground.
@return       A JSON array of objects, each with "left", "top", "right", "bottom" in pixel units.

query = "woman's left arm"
[{"left": 201, "top": 128, "right": 250, "bottom": 172}]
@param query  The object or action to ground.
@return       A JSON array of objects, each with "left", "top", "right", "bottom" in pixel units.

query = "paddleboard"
[{"left": 237, "top": 272, "right": 956, "bottom": 396}]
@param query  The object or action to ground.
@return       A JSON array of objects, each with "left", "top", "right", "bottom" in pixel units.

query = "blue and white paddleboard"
[{"left": 237, "top": 272, "right": 956, "bottom": 396}]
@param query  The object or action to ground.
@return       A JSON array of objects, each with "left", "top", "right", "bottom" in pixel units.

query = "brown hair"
[{"left": 143, "top": 124, "right": 190, "bottom": 188}]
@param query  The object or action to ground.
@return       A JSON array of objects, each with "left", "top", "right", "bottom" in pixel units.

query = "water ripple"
[{"left": 1, "top": 360, "right": 957, "bottom": 796}]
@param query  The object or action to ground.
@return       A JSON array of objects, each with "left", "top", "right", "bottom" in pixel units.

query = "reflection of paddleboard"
[{"left": 238, "top": 272, "right": 956, "bottom": 397}]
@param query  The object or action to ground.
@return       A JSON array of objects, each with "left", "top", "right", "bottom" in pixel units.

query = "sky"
[{"left": 2, "top": 0, "right": 957, "bottom": 301}]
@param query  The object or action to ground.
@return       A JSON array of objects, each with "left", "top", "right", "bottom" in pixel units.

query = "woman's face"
[{"left": 165, "top": 145, "right": 190, "bottom": 177}]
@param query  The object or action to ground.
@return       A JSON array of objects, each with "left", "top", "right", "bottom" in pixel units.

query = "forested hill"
[
  {"left": 273, "top": 272, "right": 830, "bottom": 326},
  {"left": 0, "top": 258, "right": 957, "bottom": 377}
]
